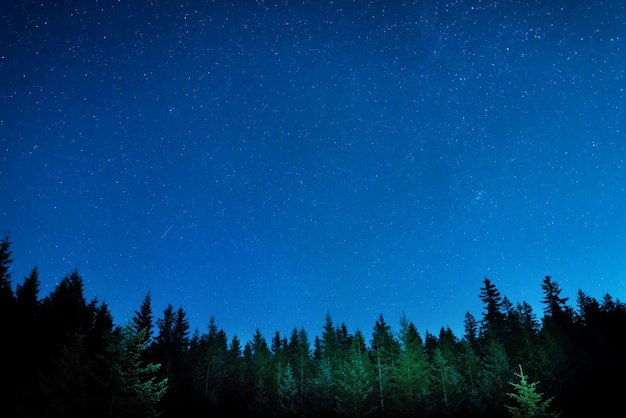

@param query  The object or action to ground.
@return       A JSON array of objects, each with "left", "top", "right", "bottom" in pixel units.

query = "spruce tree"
[
  {"left": 335, "top": 329, "right": 373, "bottom": 418},
  {"left": 107, "top": 324, "right": 168, "bottom": 418},
  {"left": 277, "top": 363, "right": 298, "bottom": 415},
  {"left": 506, "top": 364, "right": 559, "bottom": 418},
  {"left": 480, "top": 338, "right": 510, "bottom": 393},
  {"left": 479, "top": 277, "right": 506, "bottom": 343},
  {"left": 0, "top": 234, "right": 15, "bottom": 308},
  {"left": 311, "top": 313, "right": 341, "bottom": 412},
  {"left": 132, "top": 292, "right": 154, "bottom": 345},
  {"left": 430, "top": 346, "right": 463, "bottom": 412},
  {"left": 0, "top": 234, "right": 17, "bottom": 412},
  {"left": 203, "top": 316, "right": 228, "bottom": 404},
  {"left": 287, "top": 327, "right": 312, "bottom": 403},
  {"left": 541, "top": 276, "right": 569, "bottom": 320},
  {"left": 370, "top": 313, "right": 400, "bottom": 415},
  {"left": 391, "top": 315, "right": 430, "bottom": 415},
  {"left": 155, "top": 303, "right": 176, "bottom": 375}
]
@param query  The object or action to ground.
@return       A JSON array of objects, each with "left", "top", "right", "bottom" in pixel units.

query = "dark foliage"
[{"left": 2, "top": 235, "right": 625, "bottom": 417}]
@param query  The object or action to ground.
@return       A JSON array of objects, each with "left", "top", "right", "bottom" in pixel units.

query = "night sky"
[{"left": 2, "top": 0, "right": 625, "bottom": 343}]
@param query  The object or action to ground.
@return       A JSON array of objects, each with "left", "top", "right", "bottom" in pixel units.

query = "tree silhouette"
[
  {"left": 5, "top": 233, "right": 626, "bottom": 418},
  {"left": 132, "top": 292, "right": 154, "bottom": 345},
  {"left": 478, "top": 277, "right": 506, "bottom": 344}
]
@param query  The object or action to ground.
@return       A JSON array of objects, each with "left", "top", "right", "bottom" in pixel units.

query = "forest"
[{"left": 1, "top": 234, "right": 624, "bottom": 418}]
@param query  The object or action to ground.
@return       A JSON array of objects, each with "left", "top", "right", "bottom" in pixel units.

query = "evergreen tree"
[
  {"left": 480, "top": 339, "right": 510, "bottom": 393},
  {"left": 423, "top": 330, "right": 438, "bottom": 358},
  {"left": 541, "top": 276, "right": 569, "bottom": 320},
  {"left": 155, "top": 303, "right": 176, "bottom": 375},
  {"left": 251, "top": 328, "right": 272, "bottom": 380},
  {"left": 313, "top": 335, "right": 323, "bottom": 361},
  {"left": 270, "top": 331, "right": 289, "bottom": 405},
  {"left": 39, "top": 271, "right": 92, "bottom": 371},
  {"left": 310, "top": 353, "right": 337, "bottom": 415},
  {"left": 457, "top": 339, "right": 481, "bottom": 390},
  {"left": 462, "top": 311, "right": 479, "bottom": 349},
  {"left": 83, "top": 301, "right": 116, "bottom": 412},
  {"left": 132, "top": 292, "right": 154, "bottom": 345},
  {"left": 13, "top": 267, "right": 42, "bottom": 412},
  {"left": 335, "top": 329, "right": 373, "bottom": 418},
  {"left": 337, "top": 322, "right": 352, "bottom": 357},
  {"left": 15, "top": 266, "right": 40, "bottom": 319},
  {"left": 370, "top": 313, "right": 400, "bottom": 416},
  {"left": 537, "top": 276, "right": 573, "bottom": 410},
  {"left": 248, "top": 328, "right": 273, "bottom": 414},
  {"left": 437, "top": 326, "right": 458, "bottom": 364},
  {"left": 0, "top": 234, "right": 15, "bottom": 309},
  {"left": 287, "top": 327, "right": 313, "bottom": 404},
  {"left": 106, "top": 324, "right": 168, "bottom": 418},
  {"left": 321, "top": 312, "right": 342, "bottom": 372},
  {"left": 34, "top": 332, "right": 91, "bottom": 418},
  {"left": 506, "top": 365, "right": 559, "bottom": 418},
  {"left": 570, "top": 291, "right": 626, "bottom": 416},
  {"left": 311, "top": 313, "right": 341, "bottom": 412},
  {"left": 277, "top": 362, "right": 298, "bottom": 416},
  {"left": 505, "top": 301, "right": 539, "bottom": 367},
  {"left": 391, "top": 315, "right": 430, "bottom": 415},
  {"left": 478, "top": 277, "right": 506, "bottom": 343},
  {"left": 203, "top": 316, "right": 228, "bottom": 404},
  {"left": 221, "top": 335, "right": 248, "bottom": 416},
  {"left": 479, "top": 338, "right": 511, "bottom": 416},
  {"left": 430, "top": 346, "right": 463, "bottom": 413},
  {"left": 172, "top": 306, "right": 190, "bottom": 359}
]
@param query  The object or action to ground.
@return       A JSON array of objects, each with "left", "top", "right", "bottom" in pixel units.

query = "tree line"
[{"left": 1, "top": 234, "right": 624, "bottom": 417}]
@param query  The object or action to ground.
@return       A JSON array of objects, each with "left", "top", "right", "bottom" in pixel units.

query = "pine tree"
[
  {"left": 506, "top": 364, "right": 559, "bottom": 418},
  {"left": 370, "top": 313, "right": 400, "bottom": 415},
  {"left": 203, "top": 316, "right": 228, "bottom": 403},
  {"left": 457, "top": 339, "right": 481, "bottom": 390},
  {"left": 107, "top": 324, "right": 168, "bottom": 418},
  {"left": 480, "top": 338, "right": 510, "bottom": 393},
  {"left": 541, "top": 276, "right": 569, "bottom": 320},
  {"left": 155, "top": 303, "right": 176, "bottom": 375},
  {"left": 479, "top": 338, "right": 511, "bottom": 416},
  {"left": 430, "top": 346, "right": 463, "bottom": 411},
  {"left": 0, "top": 234, "right": 15, "bottom": 309},
  {"left": 335, "top": 329, "right": 373, "bottom": 418},
  {"left": 15, "top": 266, "right": 40, "bottom": 317},
  {"left": 132, "top": 292, "right": 154, "bottom": 345},
  {"left": 463, "top": 311, "right": 479, "bottom": 349},
  {"left": 321, "top": 312, "right": 342, "bottom": 372},
  {"left": 287, "top": 327, "right": 312, "bottom": 403},
  {"left": 479, "top": 277, "right": 506, "bottom": 343},
  {"left": 173, "top": 306, "right": 190, "bottom": 358},
  {"left": 0, "top": 234, "right": 18, "bottom": 415},
  {"left": 221, "top": 335, "right": 247, "bottom": 416},
  {"left": 248, "top": 328, "right": 272, "bottom": 412},
  {"left": 14, "top": 267, "right": 42, "bottom": 408},
  {"left": 36, "top": 332, "right": 91, "bottom": 418},
  {"left": 505, "top": 301, "right": 539, "bottom": 366},
  {"left": 310, "top": 355, "right": 336, "bottom": 414},
  {"left": 39, "top": 271, "right": 92, "bottom": 370},
  {"left": 391, "top": 315, "right": 430, "bottom": 415},
  {"left": 277, "top": 363, "right": 298, "bottom": 416},
  {"left": 311, "top": 313, "right": 341, "bottom": 412}
]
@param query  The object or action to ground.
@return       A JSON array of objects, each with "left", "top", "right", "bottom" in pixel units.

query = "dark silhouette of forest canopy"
[{"left": 1, "top": 234, "right": 625, "bottom": 417}]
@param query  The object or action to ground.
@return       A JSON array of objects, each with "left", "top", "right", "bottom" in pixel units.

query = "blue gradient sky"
[{"left": 2, "top": 0, "right": 625, "bottom": 343}]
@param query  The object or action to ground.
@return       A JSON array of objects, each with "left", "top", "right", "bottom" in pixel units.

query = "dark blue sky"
[{"left": 2, "top": 0, "right": 625, "bottom": 342}]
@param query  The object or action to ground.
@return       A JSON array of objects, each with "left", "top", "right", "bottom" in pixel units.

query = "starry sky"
[{"left": 2, "top": 0, "right": 625, "bottom": 343}]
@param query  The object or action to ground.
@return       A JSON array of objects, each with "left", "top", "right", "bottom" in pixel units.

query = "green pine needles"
[{"left": 506, "top": 365, "right": 560, "bottom": 418}]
